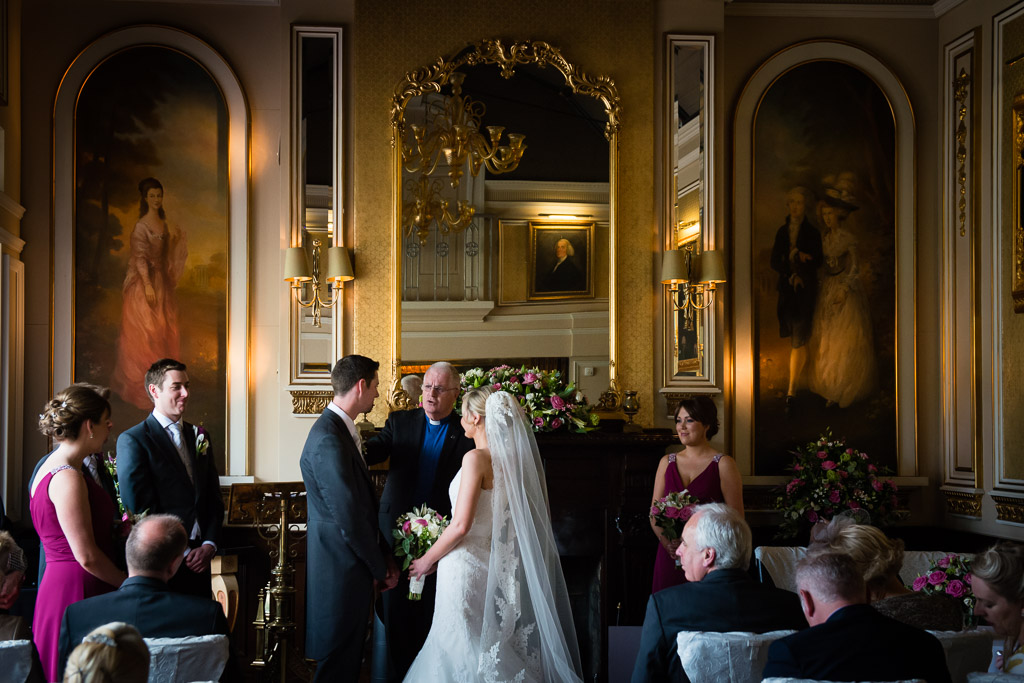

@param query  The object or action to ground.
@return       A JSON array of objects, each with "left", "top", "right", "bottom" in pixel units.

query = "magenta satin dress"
[
  {"left": 651, "top": 453, "right": 725, "bottom": 593},
  {"left": 30, "top": 465, "right": 117, "bottom": 682}
]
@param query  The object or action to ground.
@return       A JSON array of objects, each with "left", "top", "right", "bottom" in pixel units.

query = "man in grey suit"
[
  {"left": 116, "top": 359, "right": 223, "bottom": 598},
  {"left": 301, "top": 355, "right": 398, "bottom": 682},
  {"left": 631, "top": 504, "right": 806, "bottom": 683}
]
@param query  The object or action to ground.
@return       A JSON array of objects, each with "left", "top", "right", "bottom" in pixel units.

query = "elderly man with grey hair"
[
  {"left": 762, "top": 551, "right": 951, "bottom": 682},
  {"left": 631, "top": 503, "right": 805, "bottom": 683},
  {"left": 365, "top": 361, "right": 475, "bottom": 682}
]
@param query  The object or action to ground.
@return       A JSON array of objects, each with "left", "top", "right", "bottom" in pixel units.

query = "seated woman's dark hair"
[
  {"left": 674, "top": 395, "right": 720, "bottom": 439},
  {"left": 38, "top": 383, "right": 111, "bottom": 442}
]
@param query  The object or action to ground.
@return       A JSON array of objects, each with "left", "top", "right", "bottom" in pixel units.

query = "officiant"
[{"left": 365, "top": 361, "right": 474, "bottom": 682}]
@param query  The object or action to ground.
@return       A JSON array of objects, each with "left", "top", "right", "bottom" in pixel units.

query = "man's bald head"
[{"left": 125, "top": 514, "right": 188, "bottom": 578}]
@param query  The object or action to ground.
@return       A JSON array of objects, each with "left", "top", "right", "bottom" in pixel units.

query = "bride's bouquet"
[
  {"left": 393, "top": 505, "right": 449, "bottom": 600},
  {"left": 650, "top": 490, "right": 699, "bottom": 566}
]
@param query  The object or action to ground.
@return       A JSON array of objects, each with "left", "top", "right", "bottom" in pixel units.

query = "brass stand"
[{"left": 228, "top": 483, "right": 310, "bottom": 683}]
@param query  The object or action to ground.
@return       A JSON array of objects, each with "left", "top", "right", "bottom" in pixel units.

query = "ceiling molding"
[{"left": 725, "top": 2, "right": 941, "bottom": 18}]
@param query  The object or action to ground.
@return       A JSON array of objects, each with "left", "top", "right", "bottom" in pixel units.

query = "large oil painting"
[
  {"left": 72, "top": 45, "right": 228, "bottom": 471},
  {"left": 752, "top": 60, "right": 898, "bottom": 475}
]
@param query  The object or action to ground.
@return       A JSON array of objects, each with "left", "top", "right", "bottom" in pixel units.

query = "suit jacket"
[
  {"left": 58, "top": 575, "right": 227, "bottom": 676},
  {"left": 762, "top": 603, "right": 952, "bottom": 683},
  {"left": 116, "top": 415, "right": 223, "bottom": 547},
  {"left": 365, "top": 408, "right": 472, "bottom": 542},
  {"left": 769, "top": 217, "right": 823, "bottom": 341},
  {"left": 300, "top": 408, "right": 389, "bottom": 660},
  {"left": 631, "top": 568, "right": 806, "bottom": 683}
]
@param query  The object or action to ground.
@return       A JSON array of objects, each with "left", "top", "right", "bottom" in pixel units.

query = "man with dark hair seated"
[
  {"left": 57, "top": 514, "right": 227, "bottom": 676},
  {"left": 631, "top": 503, "right": 806, "bottom": 683},
  {"left": 762, "top": 551, "right": 952, "bottom": 682}
]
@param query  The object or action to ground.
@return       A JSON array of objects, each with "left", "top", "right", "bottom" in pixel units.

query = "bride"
[{"left": 404, "top": 387, "right": 583, "bottom": 683}]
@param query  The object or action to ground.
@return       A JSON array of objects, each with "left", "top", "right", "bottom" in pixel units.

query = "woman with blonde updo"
[
  {"left": 31, "top": 384, "right": 126, "bottom": 682},
  {"left": 972, "top": 542, "right": 1024, "bottom": 673},
  {"left": 809, "top": 519, "right": 963, "bottom": 631},
  {"left": 63, "top": 622, "right": 149, "bottom": 683},
  {"left": 404, "top": 386, "right": 583, "bottom": 682}
]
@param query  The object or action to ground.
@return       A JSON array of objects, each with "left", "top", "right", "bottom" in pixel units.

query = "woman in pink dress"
[
  {"left": 31, "top": 384, "right": 126, "bottom": 681},
  {"left": 649, "top": 396, "right": 744, "bottom": 592},
  {"left": 111, "top": 177, "right": 187, "bottom": 409}
]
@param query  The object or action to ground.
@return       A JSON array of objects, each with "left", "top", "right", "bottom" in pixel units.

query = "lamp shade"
[
  {"left": 284, "top": 247, "right": 312, "bottom": 282},
  {"left": 660, "top": 250, "right": 690, "bottom": 284},
  {"left": 326, "top": 246, "right": 354, "bottom": 282},
  {"left": 699, "top": 250, "right": 726, "bottom": 284}
]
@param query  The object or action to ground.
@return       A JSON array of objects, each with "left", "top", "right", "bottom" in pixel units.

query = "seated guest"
[
  {"left": 58, "top": 514, "right": 227, "bottom": 676},
  {"left": 810, "top": 518, "right": 964, "bottom": 630},
  {"left": 762, "top": 552, "right": 952, "bottom": 683},
  {"left": 631, "top": 503, "right": 805, "bottom": 683},
  {"left": 971, "top": 541, "right": 1024, "bottom": 673},
  {"left": 0, "top": 529, "right": 26, "bottom": 612},
  {"left": 63, "top": 622, "right": 148, "bottom": 683}
]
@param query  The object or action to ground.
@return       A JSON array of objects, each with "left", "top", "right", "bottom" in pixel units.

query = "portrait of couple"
[{"left": 300, "top": 356, "right": 584, "bottom": 682}]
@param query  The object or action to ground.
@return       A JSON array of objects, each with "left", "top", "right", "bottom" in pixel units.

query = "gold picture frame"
[{"left": 528, "top": 221, "right": 595, "bottom": 301}]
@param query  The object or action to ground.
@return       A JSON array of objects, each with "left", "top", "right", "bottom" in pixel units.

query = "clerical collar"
[{"left": 427, "top": 417, "right": 443, "bottom": 426}]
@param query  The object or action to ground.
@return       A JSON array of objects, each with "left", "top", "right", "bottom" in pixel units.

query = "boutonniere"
[{"left": 193, "top": 425, "right": 210, "bottom": 457}]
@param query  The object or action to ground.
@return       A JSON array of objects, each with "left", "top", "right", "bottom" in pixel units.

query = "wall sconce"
[
  {"left": 284, "top": 238, "right": 354, "bottom": 327},
  {"left": 660, "top": 248, "right": 725, "bottom": 311}
]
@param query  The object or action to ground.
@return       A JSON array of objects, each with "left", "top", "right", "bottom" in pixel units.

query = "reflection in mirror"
[
  {"left": 391, "top": 40, "right": 621, "bottom": 412},
  {"left": 290, "top": 26, "right": 342, "bottom": 384},
  {"left": 663, "top": 35, "right": 717, "bottom": 394}
]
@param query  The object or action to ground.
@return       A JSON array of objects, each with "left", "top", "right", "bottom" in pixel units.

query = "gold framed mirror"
[
  {"left": 389, "top": 39, "right": 622, "bottom": 412},
  {"left": 661, "top": 34, "right": 719, "bottom": 397}
]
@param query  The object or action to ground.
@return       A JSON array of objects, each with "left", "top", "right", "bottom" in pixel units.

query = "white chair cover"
[
  {"left": 143, "top": 634, "right": 228, "bottom": 683},
  {"left": 967, "top": 673, "right": 1024, "bottom": 682},
  {"left": 0, "top": 639, "right": 34, "bottom": 683},
  {"left": 753, "top": 546, "right": 807, "bottom": 593},
  {"left": 927, "top": 630, "right": 996, "bottom": 683},
  {"left": 677, "top": 630, "right": 796, "bottom": 683}
]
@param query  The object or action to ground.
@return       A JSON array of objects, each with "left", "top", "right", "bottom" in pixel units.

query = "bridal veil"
[{"left": 478, "top": 390, "right": 583, "bottom": 683}]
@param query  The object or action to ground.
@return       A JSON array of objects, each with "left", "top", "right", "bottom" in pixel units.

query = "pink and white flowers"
[
  {"left": 911, "top": 553, "right": 975, "bottom": 625},
  {"left": 460, "top": 365, "right": 599, "bottom": 433},
  {"left": 650, "top": 490, "right": 700, "bottom": 543},
  {"left": 393, "top": 505, "right": 449, "bottom": 600}
]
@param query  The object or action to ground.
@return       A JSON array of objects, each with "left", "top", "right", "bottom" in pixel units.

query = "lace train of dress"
[{"left": 403, "top": 469, "right": 493, "bottom": 682}]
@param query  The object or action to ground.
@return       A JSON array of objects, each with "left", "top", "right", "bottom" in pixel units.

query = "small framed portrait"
[{"left": 528, "top": 222, "right": 595, "bottom": 300}]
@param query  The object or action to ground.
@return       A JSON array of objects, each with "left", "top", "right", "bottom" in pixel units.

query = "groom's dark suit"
[
  {"left": 116, "top": 414, "right": 224, "bottom": 595},
  {"left": 365, "top": 408, "right": 473, "bottom": 682},
  {"left": 301, "top": 407, "right": 391, "bottom": 682}
]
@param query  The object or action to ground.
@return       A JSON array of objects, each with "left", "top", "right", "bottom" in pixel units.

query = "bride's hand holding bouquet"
[{"left": 393, "top": 505, "right": 449, "bottom": 600}]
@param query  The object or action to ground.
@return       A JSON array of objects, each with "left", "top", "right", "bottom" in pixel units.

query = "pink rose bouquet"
[
  {"left": 393, "top": 505, "right": 450, "bottom": 600},
  {"left": 460, "top": 365, "right": 599, "bottom": 433},
  {"left": 650, "top": 490, "right": 700, "bottom": 543},
  {"left": 911, "top": 553, "right": 975, "bottom": 626},
  {"left": 772, "top": 429, "right": 903, "bottom": 540}
]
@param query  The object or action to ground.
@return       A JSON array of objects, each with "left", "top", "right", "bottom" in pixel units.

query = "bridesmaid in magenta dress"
[
  {"left": 650, "top": 396, "right": 744, "bottom": 593},
  {"left": 30, "top": 384, "right": 126, "bottom": 682}
]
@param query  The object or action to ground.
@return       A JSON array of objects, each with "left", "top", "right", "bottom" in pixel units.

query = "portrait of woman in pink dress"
[{"left": 111, "top": 177, "right": 187, "bottom": 409}]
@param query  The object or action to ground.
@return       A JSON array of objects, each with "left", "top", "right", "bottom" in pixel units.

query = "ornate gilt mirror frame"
[{"left": 388, "top": 38, "right": 623, "bottom": 412}]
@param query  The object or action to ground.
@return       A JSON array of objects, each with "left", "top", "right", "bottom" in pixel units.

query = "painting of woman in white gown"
[
  {"left": 809, "top": 182, "right": 878, "bottom": 408},
  {"left": 751, "top": 60, "right": 897, "bottom": 475}
]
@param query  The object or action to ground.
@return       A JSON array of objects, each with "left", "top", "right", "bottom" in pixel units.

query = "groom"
[
  {"left": 365, "top": 361, "right": 474, "bottom": 682},
  {"left": 116, "top": 358, "right": 223, "bottom": 598},
  {"left": 301, "top": 355, "right": 398, "bottom": 682}
]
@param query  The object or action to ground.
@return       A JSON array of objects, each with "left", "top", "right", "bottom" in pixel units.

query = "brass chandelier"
[{"left": 401, "top": 71, "right": 526, "bottom": 244}]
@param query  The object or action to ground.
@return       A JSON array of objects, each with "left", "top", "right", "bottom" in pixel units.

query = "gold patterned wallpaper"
[
  {"left": 1002, "top": 13, "right": 1024, "bottom": 481},
  {"left": 351, "top": 0, "right": 656, "bottom": 426}
]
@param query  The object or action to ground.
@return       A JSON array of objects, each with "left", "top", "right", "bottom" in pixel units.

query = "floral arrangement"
[
  {"left": 911, "top": 553, "right": 975, "bottom": 625},
  {"left": 460, "top": 365, "right": 599, "bottom": 433},
  {"left": 650, "top": 490, "right": 700, "bottom": 542},
  {"left": 393, "top": 505, "right": 450, "bottom": 600},
  {"left": 773, "top": 430, "right": 902, "bottom": 539}
]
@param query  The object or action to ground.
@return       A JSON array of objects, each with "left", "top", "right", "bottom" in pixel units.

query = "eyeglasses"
[{"left": 422, "top": 385, "right": 458, "bottom": 395}]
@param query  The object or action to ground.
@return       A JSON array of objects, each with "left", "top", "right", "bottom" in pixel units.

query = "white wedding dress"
[{"left": 403, "top": 391, "right": 583, "bottom": 683}]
